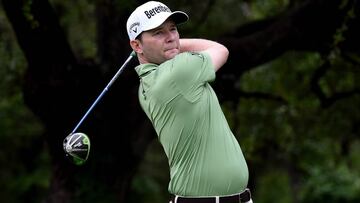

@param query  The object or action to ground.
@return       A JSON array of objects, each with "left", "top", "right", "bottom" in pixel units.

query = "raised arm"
[{"left": 179, "top": 39, "right": 229, "bottom": 72}]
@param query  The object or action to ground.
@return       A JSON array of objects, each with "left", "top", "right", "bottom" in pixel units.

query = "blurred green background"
[{"left": 1, "top": 0, "right": 359, "bottom": 202}]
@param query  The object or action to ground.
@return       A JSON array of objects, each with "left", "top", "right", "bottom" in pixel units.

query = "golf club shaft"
[{"left": 71, "top": 51, "right": 136, "bottom": 134}]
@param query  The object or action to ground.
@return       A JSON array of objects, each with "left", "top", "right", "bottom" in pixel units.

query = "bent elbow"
[{"left": 222, "top": 45, "right": 229, "bottom": 62}]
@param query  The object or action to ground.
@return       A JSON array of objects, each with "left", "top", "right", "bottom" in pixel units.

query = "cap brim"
[{"left": 169, "top": 11, "right": 189, "bottom": 25}]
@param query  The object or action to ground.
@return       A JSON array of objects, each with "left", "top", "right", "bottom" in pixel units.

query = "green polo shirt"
[{"left": 135, "top": 52, "right": 248, "bottom": 196}]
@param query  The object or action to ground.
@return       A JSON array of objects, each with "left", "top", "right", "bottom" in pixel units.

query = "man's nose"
[{"left": 165, "top": 30, "right": 176, "bottom": 42}]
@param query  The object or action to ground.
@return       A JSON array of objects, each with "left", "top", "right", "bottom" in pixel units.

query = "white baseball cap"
[{"left": 126, "top": 1, "right": 189, "bottom": 40}]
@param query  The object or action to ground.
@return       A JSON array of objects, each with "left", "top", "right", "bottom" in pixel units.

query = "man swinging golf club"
[{"left": 127, "top": 1, "right": 252, "bottom": 202}]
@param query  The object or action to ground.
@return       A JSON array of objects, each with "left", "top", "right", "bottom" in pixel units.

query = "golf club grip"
[
  {"left": 70, "top": 51, "right": 136, "bottom": 134},
  {"left": 106, "top": 51, "right": 136, "bottom": 89}
]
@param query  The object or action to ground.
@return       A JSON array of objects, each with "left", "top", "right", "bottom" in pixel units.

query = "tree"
[{"left": 1, "top": 0, "right": 359, "bottom": 202}]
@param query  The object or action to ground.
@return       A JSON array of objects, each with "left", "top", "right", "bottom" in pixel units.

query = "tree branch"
[{"left": 217, "top": 0, "right": 356, "bottom": 74}]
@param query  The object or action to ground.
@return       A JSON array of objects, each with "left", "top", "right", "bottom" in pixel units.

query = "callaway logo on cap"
[{"left": 126, "top": 1, "right": 189, "bottom": 40}]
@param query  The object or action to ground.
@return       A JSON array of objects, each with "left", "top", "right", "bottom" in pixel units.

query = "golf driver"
[{"left": 63, "top": 51, "right": 136, "bottom": 165}]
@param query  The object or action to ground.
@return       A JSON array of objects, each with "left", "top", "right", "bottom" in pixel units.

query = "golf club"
[{"left": 63, "top": 51, "right": 136, "bottom": 165}]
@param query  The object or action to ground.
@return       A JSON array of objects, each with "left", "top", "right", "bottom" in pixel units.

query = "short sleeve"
[{"left": 170, "top": 52, "right": 216, "bottom": 102}]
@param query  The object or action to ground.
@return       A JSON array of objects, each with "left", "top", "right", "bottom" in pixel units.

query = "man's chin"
[{"left": 165, "top": 49, "right": 180, "bottom": 59}]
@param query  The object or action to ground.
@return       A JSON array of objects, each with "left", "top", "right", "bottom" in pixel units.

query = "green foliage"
[
  {"left": 300, "top": 162, "right": 360, "bottom": 203},
  {"left": 173, "top": 0, "right": 289, "bottom": 38},
  {"left": 239, "top": 52, "right": 321, "bottom": 104},
  {"left": 0, "top": 5, "right": 49, "bottom": 202},
  {"left": 248, "top": 0, "right": 289, "bottom": 20},
  {"left": 0, "top": 57, "right": 49, "bottom": 202},
  {"left": 254, "top": 168, "right": 293, "bottom": 203},
  {"left": 50, "top": 0, "right": 96, "bottom": 59},
  {"left": 129, "top": 140, "right": 170, "bottom": 203},
  {"left": 229, "top": 51, "right": 360, "bottom": 203},
  {"left": 22, "top": 0, "right": 40, "bottom": 29},
  {"left": 0, "top": 13, "right": 26, "bottom": 98}
]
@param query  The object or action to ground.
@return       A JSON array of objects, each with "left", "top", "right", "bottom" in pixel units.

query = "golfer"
[{"left": 127, "top": 1, "right": 252, "bottom": 202}]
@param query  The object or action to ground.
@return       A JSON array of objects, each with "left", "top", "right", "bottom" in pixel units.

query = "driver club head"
[{"left": 63, "top": 132, "right": 90, "bottom": 165}]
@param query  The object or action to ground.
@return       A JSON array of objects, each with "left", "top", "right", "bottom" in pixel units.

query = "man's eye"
[{"left": 154, "top": 31, "right": 162, "bottom": 36}]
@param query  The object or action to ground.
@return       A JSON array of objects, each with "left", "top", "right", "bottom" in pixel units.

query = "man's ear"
[{"left": 130, "top": 40, "right": 143, "bottom": 54}]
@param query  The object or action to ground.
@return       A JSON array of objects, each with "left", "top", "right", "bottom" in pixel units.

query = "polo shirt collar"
[{"left": 135, "top": 63, "right": 158, "bottom": 77}]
